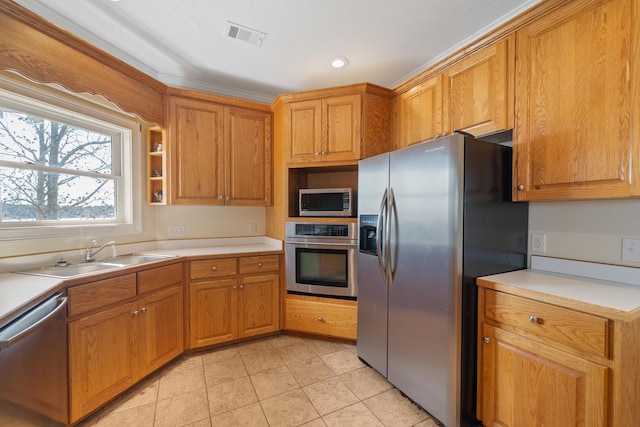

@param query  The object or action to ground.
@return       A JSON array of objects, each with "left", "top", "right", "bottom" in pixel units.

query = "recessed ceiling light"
[{"left": 331, "top": 57, "right": 349, "bottom": 69}]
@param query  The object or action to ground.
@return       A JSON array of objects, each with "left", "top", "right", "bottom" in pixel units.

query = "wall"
[
  {"left": 154, "top": 206, "right": 265, "bottom": 240},
  {"left": 528, "top": 199, "right": 640, "bottom": 267}
]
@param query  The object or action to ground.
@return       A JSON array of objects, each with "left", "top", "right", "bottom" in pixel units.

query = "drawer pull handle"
[
  {"left": 482, "top": 336, "right": 490, "bottom": 344},
  {"left": 141, "top": 307, "right": 147, "bottom": 313},
  {"left": 258, "top": 262, "right": 263, "bottom": 267},
  {"left": 212, "top": 266, "right": 217, "bottom": 271},
  {"left": 316, "top": 316, "right": 324, "bottom": 322},
  {"left": 240, "top": 284, "right": 244, "bottom": 289},
  {"left": 529, "top": 315, "right": 538, "bottom": 324},
  {"left": 233, "top": 285, "right": 237, "bottom": 290},
  {"left": 132, "top": 310, "right": 139, "bottom": 317}
]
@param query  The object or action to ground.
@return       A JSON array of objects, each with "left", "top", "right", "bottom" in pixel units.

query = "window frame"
[{"left": 0, "top": 73, "right": 142, "bottom": 241}]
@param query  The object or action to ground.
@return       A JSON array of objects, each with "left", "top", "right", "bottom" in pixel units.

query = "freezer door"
[
  {"left": 387, "top": 135, "right": 464, "bottom": 427},
  {"left": 357, "top": 152, "right": 390, "bottom": 376}
]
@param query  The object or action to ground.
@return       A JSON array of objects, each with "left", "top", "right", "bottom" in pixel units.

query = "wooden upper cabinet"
[
  {"left": 167, "top": 95, "right": 273, "bottom": 206},
  {"left": 169, "top": 96, "right": 225, "bottom": 204},
  {"left": 398, "top": 75, "right": 444, "bottom": 147},
  {"left": 443, "top": 36, "right": 514, "bottom": 138},
  {"left": 513, "top": 0, "right": 639, "bottom": 201},
  {"left": 226, "top": 107, "right": 272, "bottom": 206},
  {"left": 286, "top": 99, "right": 323, "bottom": 163},
  {"left": 280, "top": 84, "right": 392, "bottom": 165},
  {"left": 286, "top": 95, "right": 361, "bottom": 163},
  {"left": 323, "top": 95, "right": 362, "bottom": 162}
]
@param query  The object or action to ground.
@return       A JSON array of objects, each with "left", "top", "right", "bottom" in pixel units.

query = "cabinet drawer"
[
  {"left": 138, "top": 262, "right": 183, "bottom": 294},
  {"left": 190, "top": 258, "right": 237, "bottom": 280},
  {"left": 68, "top": 274, "right": 137, "bottom": 317},
  {"left": 285, "top": 298, "right": 357, "bottom": 340},
  {"left": 484, "top": 289, "right": 609, "bottom": 358},
  {"left": 239, "top": 255, "right": 279, "bottom": 275}
]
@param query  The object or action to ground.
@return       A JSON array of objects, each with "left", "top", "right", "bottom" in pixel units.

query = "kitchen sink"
[
  {"left": 19, "top": 262, "right": 121, "bottom": 278},
  {"left": 16, "top": 254, "right": 178, "bottom": 278},
  {"left": 108, "top": 254, "right": 177, "bottom": 265}
]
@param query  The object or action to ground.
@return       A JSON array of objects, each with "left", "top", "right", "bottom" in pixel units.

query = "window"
[{"left": 0, "top": 74, "right": 141, "bottom": 240}]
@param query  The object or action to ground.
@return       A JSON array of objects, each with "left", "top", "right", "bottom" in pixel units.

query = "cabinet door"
[
  {"left": 189, "top": 278, "right": 238, "bottom": 348},
  {"left": 226, "top": 107, "right": 272, "bottom": 206},
  {"left": 481, "top": 324, "right": 607, "bottom": 427},
  {"left": 322, "top": 95, "right": 362, "bottom": 162},
  {"left": 398, "top": 75, "right": 444, "bottom": 147},
  {"left": 513, "top": 0, "right": 639, "bottom": 200},
  {"left": 138, "top": 286, "right": 183, "bottom": 377},
  {"left": 443, "top": 36, "right": 513, "bottom": 137},
  {"left": 285, "top": 99, "right": 322, "bottom": 163},
  {"left": 169, "top": 97, "right": 225, "bottom": 204},
  {"left": 238, "top": 273, "right": 280, "bottom": 338},
  {"left": 69, "top": 302, "right": 138, "bottom": 422}
]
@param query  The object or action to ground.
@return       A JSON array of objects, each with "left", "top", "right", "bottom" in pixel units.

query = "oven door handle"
[
  {"left": 376, "top": 188, "right": 388, "bottom": 285},
  {"left": 0, "top": 293, "right": 67, "bottom": 350},
  {"left": 285, "top": 240, "right": 356, "bottom": 247}
]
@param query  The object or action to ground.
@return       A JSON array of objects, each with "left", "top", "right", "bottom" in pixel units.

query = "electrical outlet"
[
  {"left": 622, "top": 238, "right": 640, "bottom": 262},
  {"left": 167, "top": 225, "right": 186, "bottom": 238},
  {"left": 248, "top": 223, "right": 257, "bottom": 234},
  {"left": 531, "top": 233, "right": 547, "bottom": 253}
]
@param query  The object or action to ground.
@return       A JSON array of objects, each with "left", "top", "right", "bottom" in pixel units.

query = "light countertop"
[
  {"left": 0, "top": 237, "right": 282, "bottom": 327},
  {"left": 477, "top": 256, "right": 640, "bottom": 321}
]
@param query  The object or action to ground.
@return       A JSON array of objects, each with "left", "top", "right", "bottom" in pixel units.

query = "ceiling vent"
[{"left": 224, "top": 21, "right": 266, "bottom": 47}]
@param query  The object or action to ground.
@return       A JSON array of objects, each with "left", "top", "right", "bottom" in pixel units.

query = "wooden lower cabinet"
[
  {"left": 68, "top": 264, "right": 184, "bottom": 423},
  {"left": 189, "top": 278, "right": 238, "bottom": 347},
  {"left": 477, "top": 285, "right": 640, "bottom": 427},
  {"left": 238, "top": 273, "right": 280, "bottom": 338},
  {"left": 285, "top": 295, "right": 357, "bottom": 340},
  {"left": 480, "top": 323, "right": 607, "bottom": 427},
  {"left": 138, "top": 285, "right": 184, "bottom": 376},
  {"left": 69, "top": 301, "right": 138, "bottom": 422},
  {"left": 188, "top": 254, "right": 280, "bottom": 349}
]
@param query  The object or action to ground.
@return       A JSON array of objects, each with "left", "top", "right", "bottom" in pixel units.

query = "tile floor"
[{"left": 79, "top": 334, "right": 441, "bottom": 427}]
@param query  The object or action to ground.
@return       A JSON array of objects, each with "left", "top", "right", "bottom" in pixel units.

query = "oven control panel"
[{"left": 285, "top": 222, "right": 357, "bottom": 242}]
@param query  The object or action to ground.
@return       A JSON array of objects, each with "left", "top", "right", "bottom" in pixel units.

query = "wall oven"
[{"left": 285, "top": 221, "right": 357, "bottom": 299}]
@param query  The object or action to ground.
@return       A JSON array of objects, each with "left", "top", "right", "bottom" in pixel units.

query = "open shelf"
[
  {"left": 146, "top": 126, "right": 167, "bottom": 205},
  {"left": 287, "top": 165, "right": 358, "bottom": 219}
]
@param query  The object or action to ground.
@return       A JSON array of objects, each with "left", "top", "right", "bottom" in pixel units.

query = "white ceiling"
[{"left": 14, "top": 0, "right": 540, "bottom": 104}]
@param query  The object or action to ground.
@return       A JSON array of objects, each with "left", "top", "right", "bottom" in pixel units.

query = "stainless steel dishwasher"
[{"left": 0, "top": 292, "right": 68, "bottom": 425}]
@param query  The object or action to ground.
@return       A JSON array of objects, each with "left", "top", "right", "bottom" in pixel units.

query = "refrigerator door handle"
[
  {"left": 376, "top": 189, "right": 388, "bottom": 285},
  {"left": 388, "top": 187, "right": 398, "bottom": 286}
]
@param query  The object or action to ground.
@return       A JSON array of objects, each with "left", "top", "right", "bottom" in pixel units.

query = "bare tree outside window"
[{"left": 0, "top": 108, "right": 117, "bottom": 222}]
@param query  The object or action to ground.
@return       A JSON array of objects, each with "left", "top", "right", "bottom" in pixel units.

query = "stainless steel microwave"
[{"left": 299, "top": 188, "right": 352, "bottom": 217}]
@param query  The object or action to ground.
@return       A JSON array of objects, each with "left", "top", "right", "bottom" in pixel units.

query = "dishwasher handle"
[{"left": 0, "top": 293, "right": 67, "bottom": 350}]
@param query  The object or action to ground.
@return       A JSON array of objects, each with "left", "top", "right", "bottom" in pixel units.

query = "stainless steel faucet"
[{"left": 85, "top": 240, "right": 115, "bottom": 262}]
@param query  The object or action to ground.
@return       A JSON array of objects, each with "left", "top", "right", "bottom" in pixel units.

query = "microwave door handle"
[
  {"left": 388, "top": 187, "right": 397, "bottom": 287},
  {"left": 376, "top": 188, "right": 388, "bottom": 285}
]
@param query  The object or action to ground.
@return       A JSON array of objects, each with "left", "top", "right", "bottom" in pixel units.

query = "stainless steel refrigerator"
[{"left": 357, "top": 133, "right": 528, "bottom": 427}]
